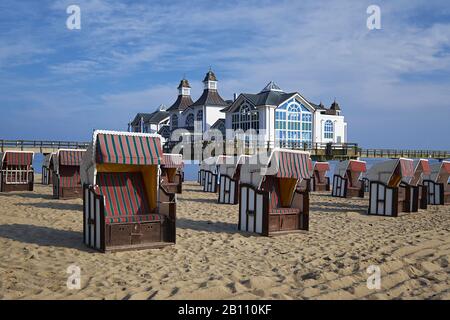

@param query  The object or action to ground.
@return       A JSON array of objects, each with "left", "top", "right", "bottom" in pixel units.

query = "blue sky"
[{"left": 0, "top": 0, "right": 449, "bottom": 148}]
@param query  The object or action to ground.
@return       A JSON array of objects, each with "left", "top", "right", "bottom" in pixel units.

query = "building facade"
[
  {"left": 129, "top": 73, "right": 347, "bottom": 148},
  {"left": 221, "top": 82, "right": 347, "bottom": 147}
]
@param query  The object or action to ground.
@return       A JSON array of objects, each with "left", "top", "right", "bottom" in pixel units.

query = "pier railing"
[
  {"left": 0, "top": 139, "right": 90, "bottom": 153},
  {"left": 357, "top": 149, "right": 449, "bottom": 160}
]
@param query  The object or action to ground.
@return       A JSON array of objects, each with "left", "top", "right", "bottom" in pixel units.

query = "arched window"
[
  {"left": 186, "top": 113, "right": 195, "bottom": 128},
  {"left": 196, "top": 110, "right": 203, "bottom": 129},
  {"left": 275, "top": 98, "right": 312, "bottom": 148},
  {"left": 171, "top": 114, "right": 178, "bottom": 129},
  {"left": 217, "top": 122, "right": 226, "bottom": 136},
  {"left": 231, "top": 102, "right": 259, "bottom": 132},
  {"left": 324, "top": 120, "right": 334, "bottom": 139}
]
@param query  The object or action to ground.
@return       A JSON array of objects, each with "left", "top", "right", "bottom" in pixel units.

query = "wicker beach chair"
[
  {"left": 41, "top": 152, "right": 56, "bottom": 185},
  {"left": 423, "top": 161, "right": 450, "bottom": 205},
  {"left": 81, "top": 130, "right": 176, "bottom": 252},
  {"left": 331, "top": 160, "right": 367, "bottom": 198},
  {"left": 238, "top": 149, "right": 310, "bottom": 236},
  {"left": 0, "top": 151, "right": 34, "bottom": 192},
  {"left": 53, "top": 149, "right": 86, "bottom": 199},
  {"left": 161, "top": 153, "right": 183, "bottom": 194},
  {"left": 311, "top": 162, "right": 330, "bottom": 191},
  {"left": 367, "top": 158, "right": 415, "bottom": 216},
  {"left": 217, "top": 155, "right": 251, "bottom": 204}
]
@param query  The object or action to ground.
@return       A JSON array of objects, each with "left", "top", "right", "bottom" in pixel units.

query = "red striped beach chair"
[
  {"left": 161, "top": 153, "right": 183, "bottom": 194},
  {"left": 218, "top": 155, "right": 250, "bottom": 204},
  {"left": 311, "top": 162, "right": 330, "bottom": 192},
  {"left": 198, "top": 157, "right": 212, "bottom": 186},
  {"left": 41, "top": 152, "right": 56, "bottom": 185},
  {"left": 53, "top": 149, "right": 86, "bottom": 199},
  {"left": 423, "top": 161, "right": 450, "bottom": 205},
  {"left": 81, "top": 130, "right": 176, "bottom": 252},
  {"left": 0, "top": 151, "right": 34, "bottom": 192},
  {"left": 238, "top": 149, "right": 310, "bottom": 236},
  {"left": 331, "top": 160, "right": 367, "bottom": 198},
  {"left": 401, "top": 159, "right": 431, "bottom": 210},
  {"left": 367, "top": 158, "right": 415, "bottom": 216}
]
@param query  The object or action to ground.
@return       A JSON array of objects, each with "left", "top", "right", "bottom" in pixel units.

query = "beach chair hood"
[
  {"left": 240, "top": 149, "right": 311, "bottom": 188},
  {"left": 219, "top": 155, "right": 251, "bottom": 177},
  {"left": 1, "top": 151, "right": 34, "bottom": 167},
  {"left": 424, "top": 160, "right": 450, "bottom": 183},
  {"left": 54, "top": 149, "right": 85, "bottom": 174},
  {"left": 367, "top": 158, "right": 414, "bottom": 186}
]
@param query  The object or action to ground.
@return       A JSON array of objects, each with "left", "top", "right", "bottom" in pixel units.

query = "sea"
[{"left": 32, "top": 155, "right": 448, "bottom": 181}]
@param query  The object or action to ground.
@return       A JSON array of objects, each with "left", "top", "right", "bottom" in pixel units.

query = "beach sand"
[{"left": 0, "top": 177, "right": 449, "bottom": 300}]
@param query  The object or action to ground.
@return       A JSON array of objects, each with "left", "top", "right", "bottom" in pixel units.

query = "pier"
[{"left": 1, "top": 139, "right": 448, "bottom": 161}]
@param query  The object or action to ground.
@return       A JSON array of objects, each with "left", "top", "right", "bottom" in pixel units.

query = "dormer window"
[
  {"left": 205, "top": 81, "right": 217, "bottom": 90},
  {"left": 182, "top": 87, "right": 190, "bottom": 96}
]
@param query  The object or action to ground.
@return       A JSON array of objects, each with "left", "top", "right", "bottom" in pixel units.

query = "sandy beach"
[{"left": 0, "top": 176, "right": 449, "bottom": 300}]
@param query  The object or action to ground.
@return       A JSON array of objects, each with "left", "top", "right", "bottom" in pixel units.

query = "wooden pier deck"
[{"left": 1, "top": 139, "right": 449, "bottom": 161}]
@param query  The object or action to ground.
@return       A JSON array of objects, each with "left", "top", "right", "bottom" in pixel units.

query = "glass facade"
[{"left": 275, "top": 98, "right": 312, "bottom": 148}]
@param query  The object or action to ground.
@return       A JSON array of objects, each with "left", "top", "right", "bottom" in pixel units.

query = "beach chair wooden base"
[
  {"left": 418, "top": 185, "right": 428, "bottom": 209},
  {"left": 332, "top": 175, "right": 364, "bottom": 198},
  {"left": 203, "top": 170, "right": 217, "bottom": 193},
  {"left": 83, "top": 184, "right": 176, "bottom": 253},
  {"left": 368, "top": 181, "right": 400, "bottom": 216},
  {"left": 312, "top": 176, "right": 330, "bottom": 192},
  {"left": 423, "top": 180, "right": 448, "bottom": 205},
  {"left": 239, "top": 183, "right": 309, "bottom": 236},
  {"left": 0, "top": 172, "right": 34, "bottom": 192},
  {"left": 218, "top": 174, "right": 238, "bottom": 204},
  {"left": 53, "top": 185, "right": 83, "bottom": 200}
]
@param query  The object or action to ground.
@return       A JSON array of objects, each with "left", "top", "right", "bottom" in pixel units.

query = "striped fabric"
[
  {"left": 399, "top": 159, "right": 414, "bottom": 178},
  {"left": 418, "top": 160, "right": 431, "bottom": 175},
  {"left": 273, "top": 151, "right": 310, "bottom": 180},
  {"left": 96, "top": 172, "right": 157, "bottom": 224},
  {"left": 59, "top": 150, "right": 85, "bottom": 166},
  {"left": 60, "top": 172, "right": 81, "bottom": 187},
  {"left": 4, "top": 152, "right": 33, "bottom": 166},
  {"left": 315, "top": 162, "right": 330, "bottom": 172},
  {"left": 443, "top": 162, "right": 450, "bottom": 174},
  {"left": 96, "top": 133, "right": 164, "bottom": 165},
  {"left": 348, "top": 160, "right": 366, "bottom": 173},
  {"left": 162, "top": 153, "right": 183, "bottom": 168}
]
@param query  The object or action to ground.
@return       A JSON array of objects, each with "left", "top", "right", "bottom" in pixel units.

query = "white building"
[{"left": 221, "top": 81, "right": 347, "bottom": 147}]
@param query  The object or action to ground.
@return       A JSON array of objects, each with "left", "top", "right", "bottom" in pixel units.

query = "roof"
[
  {"left": 203, "top": 70, "right": 217, "bottom": 82},
  {"left": 131, "top": 108, "right": 170, "bottom": 126},
  {"left": 260, "top": 81, "right": 283, "bottom": 93},
  {"left": 210, "top": 118, "right": 225, "bottom": 129},
  {"left": 330, "top": 100, "right": 341, "bottom": 111},
  {"left": 190, "top": 89, "right": 229, "bottom": 107},
  {"left": 166, "top": 94, "right": 194, "bottom": 112},
  {"left": 177, "top": 79, "right": 191, "bottom": 89}
]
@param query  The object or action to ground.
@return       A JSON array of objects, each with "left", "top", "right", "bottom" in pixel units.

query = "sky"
[{"left": 0, "top": 0, "right": 449, "bottom": 149}]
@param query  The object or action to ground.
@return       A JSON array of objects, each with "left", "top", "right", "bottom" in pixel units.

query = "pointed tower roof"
[
  {"left": 167, "top": 78, "right": 194, "bottom": 112},
  {"left": 330, "top": 99, "right": 341, "bottom": 110},
  {"left": 203, "top": 69, "right": 218, "bottom": 82},
  {"left": 191, "top": 69, "right": 228, "bottom": 107},
  {"left": 260, "top": 81, "right": 283, "bottom": 93},
  {"left": 177, "top": 78, "right": 191, "bottom": 89}
]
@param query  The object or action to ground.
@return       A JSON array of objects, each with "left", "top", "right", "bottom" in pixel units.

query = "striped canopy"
[
  {"left": 219, "top": 155, "right": 251, "bottom": 177},
  {"left": 162, "top": 153, "right": 183, "bottom": 168},
  {"left": 2, "top": 151, "right": 33, "bottom": 166},
  {"left": 240, "top": 149, "right": 311, "bottom": 188},
  {"left": 314, "top": 162, "right": 330, "bottom": 172},
  {"left": 58, "top": 149, "right": 86, "bottom": 166},
  {"left": 95, "top": 132, "right": 164, "bottom": 165},
  {"left": 424, "top": 160, "right": 450, "bottom": 182},
  {"left": 335, "top": 160, "right": 366, "bottom": 177}
]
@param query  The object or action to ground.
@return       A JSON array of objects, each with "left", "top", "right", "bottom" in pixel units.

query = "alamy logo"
[
  {"left": 66, "top": 264, "right": 81, "bottom": 289},
  {"left": 366, "top": 265, "right": 381, "bottom": 290},
  {"left": 66, "top": 5, "right": 81, "bottom": 30},
  {"left": 366, "top": 5, "right": 381, "bottom": 30}
]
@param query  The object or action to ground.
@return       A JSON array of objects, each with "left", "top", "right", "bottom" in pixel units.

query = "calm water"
[{"left": 32, "top": 156, "right": 447, "bottom": 181}]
